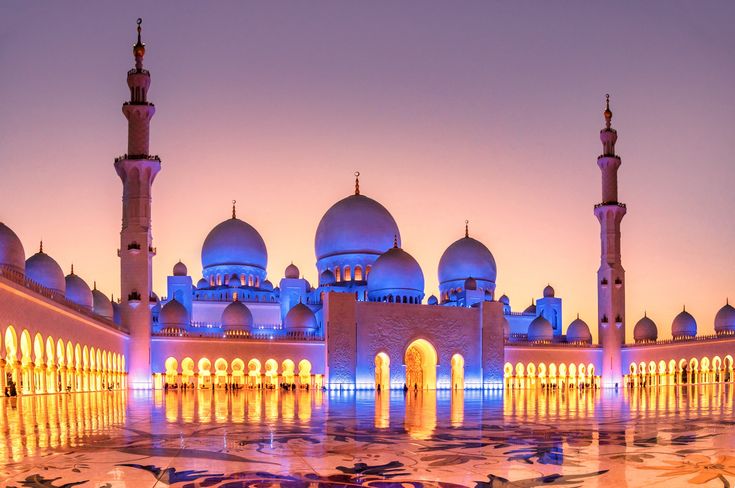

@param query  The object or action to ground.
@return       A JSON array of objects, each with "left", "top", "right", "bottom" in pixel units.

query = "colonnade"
[
  {"left": 626, "top": 355, "right": 734, "bottom": 387},
  {"left": 158, "top": 356, "right": 321, "bottom": 390},
  {"left": 504, "top": 362, "right": 600, "bottom": 389},
  {"left": 2, "top": 325, "right": 126, "bottom": 395}
]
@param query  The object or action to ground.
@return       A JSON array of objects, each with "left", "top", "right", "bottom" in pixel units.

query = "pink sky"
[{"left": 0, "top": 2, "right": 733, "bottom": 341}]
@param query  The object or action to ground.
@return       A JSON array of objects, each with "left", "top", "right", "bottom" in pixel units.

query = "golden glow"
[{"left": 404, "top": 339, "right": 438, "bottom": 390}]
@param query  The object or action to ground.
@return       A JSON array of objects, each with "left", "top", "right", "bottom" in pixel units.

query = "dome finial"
[
  {"left": 70, "top": 263, "right": 74, "bottom": 275},
  {"left": 393, "top": 234, "right": 398, "bottom": 248},
  {"left": 577, "top": 313, "right": 580, "bottom": 319},
  {"left": 232, "top": 200, "right": 237, "bottom": 219},
  {"left": 354, "top": 171, "right": 360, "bottom": 195},
  {"left": 93, "top": 281, "right": 97, "bottom": 291},
  {"left": 39, "top": 240, "right": 43, "bottom": 253},
  {"left": 465, "top": 220, "right": 469, "bottom": 238},
  {"left": 604, "top": 93, "right": 612, "bottom": 129},
  {"left": 133, "top": 18, "right": 146, "bottom": 68}
]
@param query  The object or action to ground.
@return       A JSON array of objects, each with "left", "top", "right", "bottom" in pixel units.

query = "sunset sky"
[{"left": 0, "top": 2, "right": 733, "bottom": 341}]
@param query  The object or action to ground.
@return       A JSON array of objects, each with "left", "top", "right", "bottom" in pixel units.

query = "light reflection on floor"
[{"left": 1, "top": 385, "right": 734, "bottom": 487}]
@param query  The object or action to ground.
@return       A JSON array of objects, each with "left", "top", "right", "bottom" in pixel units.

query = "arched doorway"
[
  {"left": 165, "top": 357, "right": 179, "bottom": 386},
  {"left": 404, "top": 339, "right": 437, "bottom": 390},
  {"left": 450, "top": 353, "right": 464, "bottom": 390},
  {"left": 374, "top": 352, "right": 390, "bottom": 391}
]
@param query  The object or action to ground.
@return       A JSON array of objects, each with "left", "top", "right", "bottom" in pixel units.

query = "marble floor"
[{"left": 0, "top": 386, "right": 734, "bottom": 487}]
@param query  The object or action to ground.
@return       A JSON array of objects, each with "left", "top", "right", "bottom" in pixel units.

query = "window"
[
  {"left": 344, "top": 266, "right": 351, "bottom": 281},
  {"left": 354, "top": 266, "right": 363, "bottom": 281},
  {"left": 335, "top": 266, "right": 341, "bottom": 282}
]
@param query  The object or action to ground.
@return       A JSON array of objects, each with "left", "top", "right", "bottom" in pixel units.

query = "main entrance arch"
[{"left": 404, "top": 339, "right": 437, "bottom": 390}]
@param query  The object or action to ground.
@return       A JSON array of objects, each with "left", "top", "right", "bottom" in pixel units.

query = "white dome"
[
  {"left": 261, "top": 279, "right": 274, "bottom": 291},
  {"left": 715, "top": 302, "right": 735, "bottom": 335},
  {"left": 438, "top": 235, "right": 497, "bottom": 285},
  {"left": 319, "top": 269, "right": 336, "bottom": 286},
  {"left": 92, "top": 287, "right": 113, "bottom": 319},
  {"left": 367, "top": 245, "right": 424, "bottom": 301},
  {"left": 0, "top": 222, "right": 25, "bottom": 274},
  {"left": 633, "top": 315, "right": 658, "bottom": 343},
  {"left": 499, "top": 294, "right": 510, "bottom": 305},
  {"left": 201, "top": 217, "right": 267, "bottom": 271},
  {"left": 528, "top": 315, "right": 553, "bottom": 342},
  {"left": 173, "top": 260, "right": 188, "bottom": 276},
  {"left": 285, "top": 263, "right": 300, "bottom": 279},
  {"left": 427, "top": 295, "right": 438, "bottom": 305},
  {"left": 672, "top": 309, "right": 697, "bottom": 338},
  {"left": 160, "top": 299, "right": 188, "bottom": 328},
  {"left": 221, "top": 300, "right": 253, "bottom": 330},
  {"left": 523, "top": 301, "right": 537, "bottom": 314},
  {"left": 26, "top": 246, "right": 65, "bottom": 294},
  {"left": 315, "top": 194, "right": 400, "bottom": 261},
  {"left": 228, "top": 273, "right": 241, "bottom": 288},
  {"left": 566, "top": 317, "right": 591, "bottom": 343},
  {"left": 284, "top": 303, "right": 317, "bottom": 332},
  {"left": 65, "top": 270, "right": 93, "bottom": 310},
  {"left": 196, "top": 278, "right": 209, "bottom": 289}
]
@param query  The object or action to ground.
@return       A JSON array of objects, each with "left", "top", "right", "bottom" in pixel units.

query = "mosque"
[{"left": 0, "top": 20, "right": 733, "bottom": 396}]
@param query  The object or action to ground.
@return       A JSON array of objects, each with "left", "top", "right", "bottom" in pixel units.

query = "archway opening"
[
  {"left": 165, "top": 357, "right": 179, "bottom": 386},
  {"left": 265, "top": 359, "right": 278, "bottom": 388},
  {"left": 404, "top": 339, "right": 437, "bottom": 390},
  {"left": 281, "top": 359, "right": 295, "bottom": 386},
  {"left": 248, "top": 358, "right": 262, "bottom": 388},
  {"left": 298, "top": 359, "right": 312, "bottom": 389},
  {"left": 197, "top": 357, "right": 212, "bottom": 388},
  {"left": 374, "top": 352, "right": 390, "bottom": 391},
  {"left": 450, "top": 353, "right": 464, "bottom": 390}
]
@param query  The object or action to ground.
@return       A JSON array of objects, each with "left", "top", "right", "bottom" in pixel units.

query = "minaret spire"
[
  {"left": 133, "top": 18, "right": 145, "bottom": 71},
  {"left": 354, "top": 171, "right": 360, "bottom": 195},
  {"left": 594, "top": 93, "right": 627, "bottom": 389},
  {"left": 465, "top": 220, "right": 469, "bottom": 238},
  {"left": 232, "top": 200, "right": 237, "bottom": 219}
]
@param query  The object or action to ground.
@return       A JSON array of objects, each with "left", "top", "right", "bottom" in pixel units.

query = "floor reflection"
[{"left": 0, "top": 386, "right": 733, "bottom": 487}]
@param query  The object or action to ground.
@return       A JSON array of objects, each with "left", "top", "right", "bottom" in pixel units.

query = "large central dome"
[
  {"left": 315, "top": 194, "right": 400, "bottom": 261},
  {"left": 201, "top": 217, "right": 267, "bottom": 271},
  {"left": 438, "top": 235, "right": 497, "bottom": 285}
]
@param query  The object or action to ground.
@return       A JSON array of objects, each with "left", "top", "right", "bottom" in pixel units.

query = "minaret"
[
  {"left": 594, "top": 95, "right": 626, "bottom": 388},
  {"left": 114, "top": 19, "right": 161, "bottom": 389}
]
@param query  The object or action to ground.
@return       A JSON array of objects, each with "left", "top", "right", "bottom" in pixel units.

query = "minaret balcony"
[
  {"left": 114, "top": 154, "right": 161, "bottom": 163},
  {"left": 594, "top": 201, "right": 626, "bottom": 209},
  {"left": 149, "top": 246, "right": 157, "bottom": 256},
  {"left": 127, "top": 242, "right": 142, "bottom": 255}
]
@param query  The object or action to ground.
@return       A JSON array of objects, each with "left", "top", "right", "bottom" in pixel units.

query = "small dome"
[
  {"left": 499, "top": 294, "right": 510, "bottom": 305},
  {"left": 196, "top": 278, "right": 209, "bottom": 289},
  {"left": 714, "top": 301, "right": 735, "bottom": 335},
  {"left": 315, "top": 194, "right": 400, "bottom": 262},
  {"left": 26, "top": 247, "right": 65, "bottom": 293},
  {"left": 672, "top": 309, "right": 697, "bottom": 338},
  {"left": 221, "top": 300, "right": 254, "bottom": 330},
  {"left": 160, "top": 299, "right": 188, "bottom": 328},
  {"left": 228, "top": 273, "right": 241, "bottom": 288},
  {"left": 92, "top": 287, "right": 113, "bottom": 319},
  {"left": 427, "top": 295, "right": 438, "bottom": 305},
  {"left": 523, "top": 301, "right": 536, "bottom": 314},
  {"left": 634, "top": 315, "right": 658, "bottom": 343},
  {"left": 464, "top": 277, "right": 477, "bottom": 291},
  {"left": 438, "top": 235, "right": 497, "bottom": 285},
  {"left": 284, "top": 302, "right": 317, "bottom": 332},
  {"left": 319, "top": 269, "right": 336, "bottom": 286},
  {"left": 367, "top": 245, "right": 424, "bottom": 301},
  {"left": 543, "top": 284, "right": 555, "bottom": 298},
  {"left": 528, "top": 315, "right": 553, "bottom": 342},
  {"left": 173, "top": 260, "right": 188, "bottom": 276},
  {"left": 201, "top": 217, "right": 267, "bottom": 271},
  {"left": 0, "top": 223, "right": 25, "bottom": 273},
  {"left": 285, "top": 263, "right": 300, "bottom": 279},
  {"left": 566, "top": 317, "right": 592, "bottom": 343},
  {"left": 65, "top": 270, "right": 93, "bottom": 310},
  {"left": 261, "top": 279, "right": 274, "bottom": 291}
]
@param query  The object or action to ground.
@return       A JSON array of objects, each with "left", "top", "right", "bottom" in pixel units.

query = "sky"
[{"left": 0, "top": 2, "right": 733, "bottom": 342}]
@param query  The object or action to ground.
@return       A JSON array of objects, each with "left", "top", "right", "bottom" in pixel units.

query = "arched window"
[
  {"left": 248, "top": 275, "right": 254, "bottom": 287},
  {"left": 344, "top": 265, "right": 351, "bottom": 281},
  {"left": 216, "top": 275, "right": 222, "bottom": 286},
  {"left": 354, "top": 266, "right": 363, "bottom": 281},
  {"left": 334, "top": 266, "right": 341, "bottom": 282},
  {"left": 240, "top": 274, "right": 246, "bottom": 286},
  {"left": 366, "top": 265, "right": 372, "bottom": 278}
]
